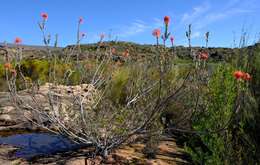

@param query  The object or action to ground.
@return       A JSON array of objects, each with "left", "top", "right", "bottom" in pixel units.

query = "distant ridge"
[
  {"left": 1, "top": 41, "right": 259, "bottom": 50},
  {"left": 0, "top": 43, "right": 63, "bottom": 50}
]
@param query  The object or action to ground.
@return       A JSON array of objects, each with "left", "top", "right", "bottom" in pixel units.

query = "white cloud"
[
  {"left": 87, "top": 18, "right": 164, "bottom": 42},
  {"left": 116, "top": 20, "right": 150, "bottom": 38},
  {"left": 194, "top": 7, "right": 254, "bottom": 29},
  {"left": 191, "top": 31, "right": 201, "bottom": 39},
  {"left": 181, "top": 2, "right": 211, "bottom": 24},
  {"left": 172, "top": 0, "right": 256, "bottom": 46},
  {"left": 179, "top": 0, "right": 255, "bottom": 31}
]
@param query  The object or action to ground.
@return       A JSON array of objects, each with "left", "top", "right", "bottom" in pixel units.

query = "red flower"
[
  {"left": 79, "top": 17, "right": 83, "bottom": 24},
  {"left": 41, "top": 12, "right": 48, "bottom": 20},
  {"left": 242, "top": 72, "right": 252, "bottom": 81},
  {"left": 199, "top": 52, "right": 209, "bottom": 60},
  {"left": 233, "top": 71, "right": 244, "bottom": 80},
  {"left": 4, "top": 63, "right": 12, "bottom": 70},
  {"left": 170, "top": 36, "right": 174, "bottom": 44},
  {"left": 152, "top": 29, "right": 161, "bottom": 38},
  {"left": 14, "top": 37, "right": 22, "bottom": 45},
  {"left": 164, "top": 16, "right": 170, "bottom": 25}
]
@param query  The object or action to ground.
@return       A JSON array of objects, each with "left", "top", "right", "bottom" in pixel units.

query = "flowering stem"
[
  {"left": 76, "top": 21, "right": 81, "bottom": 65},
  {"left": 39, "top": 21, "right": 56, "bottom": 83},
  {"left": 156, "top": 37, "right": 159, "bottom": 47},
  {"left": 164, "top": 25, "right": 168, "bottom": 47},
  {"left": 171, "top": 43, "right": 175, "bottom": 58}
]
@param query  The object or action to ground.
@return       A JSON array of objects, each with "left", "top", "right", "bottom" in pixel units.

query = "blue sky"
[{"left": 0, "top": 0, "right": 259, "bottom": 47}]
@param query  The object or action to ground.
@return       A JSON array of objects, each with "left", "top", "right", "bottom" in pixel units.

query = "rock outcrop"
[{"left": 0, "top": 83, "right": 99, "bottom": 132}]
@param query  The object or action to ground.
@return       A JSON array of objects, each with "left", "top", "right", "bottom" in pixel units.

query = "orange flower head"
[
  {"left": 233, "top": 71, "right": 244, "bottom": 80},
  {"left": 164, "top": 16, "right": 170, "bottom": 25},
  {"left": 4, "top": 63, "right": 12, "bottom": 70},
  {"left": 14, "top": 37, "right": 22, "bottom": 45},
  {"left": 242, "top": 72, "right": 252, "bottom": 81},
  {"left": 152, "top": 29, "right": 161, "bottom": 38},
  {"left": 41, "top": 12, "right": 48, "bottom": 21},
  {"left": 199, "top": 52, "right": 209, "bottom": 60}
]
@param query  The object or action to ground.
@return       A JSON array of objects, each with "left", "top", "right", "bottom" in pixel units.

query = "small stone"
[
  {"left": 0, "top": 114, "right": 12, "bottom": 121},
  {"left": 1, "top": 106, "right": 15, "bottom": 114}
]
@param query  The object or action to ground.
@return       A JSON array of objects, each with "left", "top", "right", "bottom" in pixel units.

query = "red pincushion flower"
[
  {"left": 152, "top": 29, "right": 161, "bottom": 38},
  {"left": 41, "top": 13, "right": 48, "bottom": 20},
  {"left": 164, "top": 16, "right": 170, "bottom": 25},
  {"left": 14, "top": 37, "right": 22, "bottom": 44},
  {"left": 242, "top": 72, "right": 252, "bottom": 81},
  {"left": 233, "top": 71, "right": 244, "bottom": 80},
  {"left": 4, "top": 63, "right": 12, "bottom": 70},
  {"left": 199, "top": 52, "right": 209, "bottom": 60},
  {"left": 79, "top": 17, "right": 83, "bottom": 24}
]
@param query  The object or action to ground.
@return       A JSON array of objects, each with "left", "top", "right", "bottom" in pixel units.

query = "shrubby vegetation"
[
  {"left": 1, "top": 43, "right": 260, "bottom": 164},
  {"left": 1, "top": 13, "right": 259, "bottom": 164},
  {"left": 185, "top": 44, "right": 260, "bottom": 164}
]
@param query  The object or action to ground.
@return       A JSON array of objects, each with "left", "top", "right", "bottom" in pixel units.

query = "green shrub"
[
  {"left": 187, "top": 64, "right": 237, "bottom": 164},
  {"left": 109, "top": 67, "right": 130, "bottom": 104},
  {"left": 20, "top": 59, "right": 49, "bottom": 83}
]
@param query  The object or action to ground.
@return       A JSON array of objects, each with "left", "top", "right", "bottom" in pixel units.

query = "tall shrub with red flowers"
[{"left": 162, "top": 16, "right": 171, "bottom": 46}]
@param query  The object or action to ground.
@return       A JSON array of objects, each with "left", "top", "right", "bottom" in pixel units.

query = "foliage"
[
  {"left": 188, "top": 64, "right": 237, "bottom": 164},
  {"left": 185, "top": 46, "right": 260, "bottom": 164},
  {"left": 2, "top": 13, "right": 260, "bottom": 164}
]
